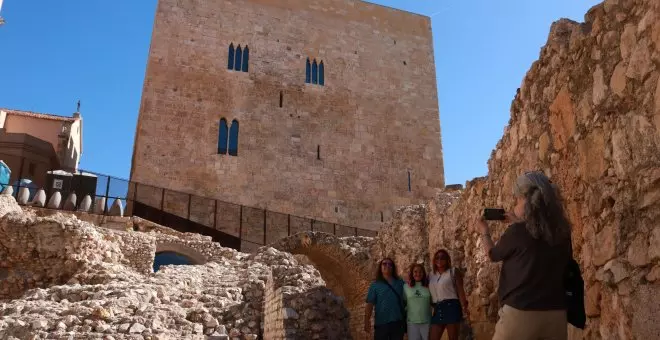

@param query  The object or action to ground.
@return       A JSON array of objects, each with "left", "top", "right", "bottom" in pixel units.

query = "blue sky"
[{"left": 0, "top": 0, "right": 601, "bottom": 185}]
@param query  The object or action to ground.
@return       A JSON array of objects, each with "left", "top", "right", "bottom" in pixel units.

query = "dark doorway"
[{"left": 153, "top": 251, "right": 194, "bottom": 272}]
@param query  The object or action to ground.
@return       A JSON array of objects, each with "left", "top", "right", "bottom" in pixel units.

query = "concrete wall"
[{"left": 131, "top": 0, "right": 444, "bottom": 230}]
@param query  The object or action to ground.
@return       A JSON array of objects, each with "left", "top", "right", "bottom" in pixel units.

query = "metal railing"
[{"left": 1, "top": 158, "right": 378, "bottom": 251}]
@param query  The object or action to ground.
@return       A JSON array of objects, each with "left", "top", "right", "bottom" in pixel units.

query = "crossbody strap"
[
  {"left": 449, "top": 268, "right": 459, "bottom": 295},
  {"left": 384, "top": 280, "right": 406, "bottom": 319}
]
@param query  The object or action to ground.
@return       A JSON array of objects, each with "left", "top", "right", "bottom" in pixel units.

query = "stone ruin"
[
  {"left": 2, "top": 0, "right": 660, "bottom": 339},
  {"left": 0, "top": 196, "right": 361, "bottom": 339}
]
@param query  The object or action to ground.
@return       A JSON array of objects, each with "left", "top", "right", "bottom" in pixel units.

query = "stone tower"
[{"left": 130, "top": 0, "right": 444, "bottom": 231}]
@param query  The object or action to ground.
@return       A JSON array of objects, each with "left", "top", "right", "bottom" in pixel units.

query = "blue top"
[{"left": 366, "top": 278, "right": 406, "bottom": 325}]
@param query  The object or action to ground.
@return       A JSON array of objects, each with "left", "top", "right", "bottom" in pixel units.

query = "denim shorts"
[{"left": 431, "top": 299, "right": 463, "bottom": 324}]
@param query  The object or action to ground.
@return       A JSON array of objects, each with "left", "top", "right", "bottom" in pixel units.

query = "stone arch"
[
  {"left": 154, "top": 242, "right": 207, "bottom": 272},
  {"left": 270, "top": 232, "right": 374, "bottom": 340}
]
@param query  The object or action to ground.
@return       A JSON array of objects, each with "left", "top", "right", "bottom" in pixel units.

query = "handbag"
[
  {"left": 564, "top": 240, "right": 586, "bottom": 329},
  {"left": 384, "top": 280, "right": 407, "bottom": 334}
]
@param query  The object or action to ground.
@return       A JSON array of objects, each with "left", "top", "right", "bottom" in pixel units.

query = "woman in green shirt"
[{"left": 404, "top": 264, "right": 432, "bottom": 340}]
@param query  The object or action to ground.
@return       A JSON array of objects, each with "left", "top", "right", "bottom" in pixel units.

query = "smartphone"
[{"left": 483, "top": 208, "right": 506, "bottom": 221}]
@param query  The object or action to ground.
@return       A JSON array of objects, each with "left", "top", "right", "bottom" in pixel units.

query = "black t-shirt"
[{"left": 488, "top": 222, "right": 570, "bottom": 310}]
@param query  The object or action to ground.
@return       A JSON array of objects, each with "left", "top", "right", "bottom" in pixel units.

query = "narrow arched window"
[
  {"left": 218, "top": 118, "right": 228, "bottom": 154},
  {"left": 242, "top": 46, "right": 249, "bottom": 72},
  {"left": 235, "top": 46, "right": 242, "bottom": 71},
  {"left": 305, "top": 58, "right": 311, "bottom": 83},
  {"left": 311, "top": 59, "right": 318, "bottom": 84},
  {"left": 319, "top": 61, "right": 325, "bottom": 86},
  {"left": 228, "top": 120, "right": 239, "bottom": 156},
  {"left": 228, "top": 44, "right": 235, "bottom": 70}
]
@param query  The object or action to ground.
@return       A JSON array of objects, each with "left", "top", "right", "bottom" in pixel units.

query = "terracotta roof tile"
[{"left": 0, "top": 108, "right": 77, "bottom": 122}]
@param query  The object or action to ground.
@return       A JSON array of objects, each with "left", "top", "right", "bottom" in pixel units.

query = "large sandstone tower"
[{"left": 130, "top": 0, "right": 444, "bottom": 231}]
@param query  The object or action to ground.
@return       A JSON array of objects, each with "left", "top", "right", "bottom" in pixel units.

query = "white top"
[{"left": 428, "top": 269, "right": 458, "bottom": 303}]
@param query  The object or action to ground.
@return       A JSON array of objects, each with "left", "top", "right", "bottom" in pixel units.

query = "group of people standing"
[
  {"left": 365, "top": 171, "right": 576, "bottom": 340},
  {"left": 364, "top": 250, "right": 467, "bottom": 340}
]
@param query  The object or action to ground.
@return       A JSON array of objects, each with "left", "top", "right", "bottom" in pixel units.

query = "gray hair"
[{"left": 513, "top": 171, "right": 571, "bottom": 246}]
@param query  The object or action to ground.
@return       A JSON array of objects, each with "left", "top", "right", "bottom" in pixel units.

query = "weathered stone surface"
[
  {"left": 396, "top": 1, "right": 660, "bottom": 339},
  {"left": 30, "top": 189, "right": 46, "bottom": 208},
  {"left": 593, "top": 224, "right": 618, "bottom": 266},
  {"left": 626, "top": 38, "right": 653, "bottom": 80},
  {"left": 47, "top": 191, "right": 61, "bottom": 209},
  {"left": 78, "top": 195, "right": 92, "bottom": 212},
  {"left": 109, "top": 198, "right": 124, "bottom": 217},
  {"left": 94, "top": 197, "right": 106, "bottom": 214},
  {"left": 549, "top": 86, "right": 576, "bottom": 150},
  {"left": 16, "top": 187, "right": 29, "bottom": 205},
  {"left": 627, "top": 233, "right": 650, "bottom": 266},
  {"left": 585, "top": 282, "right": 602, "bottom": 317},
  {"left": 649, "top": 227, "right": 660, "bottom": 261},
  {"left": 0, "top": 195, "right": 22, "bottom": 218},
  {"left": 371, "top": 204, "right": 428, "bottom": 274},
  {"left": 1, "top": 185, "right": 13, "bottom": 196},
  {"left": 620, "top": 24, "right": 637, "bottom": 59},
  {"left": 593, "top": 66, "right": 607, "bottom": 105},
  {"left": 62, "top": 192, "right": 77, "bottom": 211},
  {"left": 610, "top": 61, "right": 628, "bottom": 96},
  {"left": 0, "top": 197, "right": 351, "bottom": 340}
]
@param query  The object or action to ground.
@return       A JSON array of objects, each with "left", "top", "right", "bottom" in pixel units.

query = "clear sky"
[{"left": 0, "top": 0, "right": 601, "bottom": 185}]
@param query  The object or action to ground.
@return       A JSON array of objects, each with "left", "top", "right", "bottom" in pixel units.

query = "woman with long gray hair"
[{"left": 475, "top": 171, "right": 572, "bottom": 340}]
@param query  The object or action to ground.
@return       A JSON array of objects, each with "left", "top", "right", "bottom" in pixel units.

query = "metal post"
[
  {"left": 310, "top": 219, "right": 314, "bottom": 232},
  {"left": 213, "top": 200, "right": 218, "bottom": 229},
  {"left": 238, "top": 205, "right": 243, "bottom": 251},
  {"left": 103, "top": 176, "right": 111, "bottom": 215},
  {"left": 160, "top": 188, "right": 166, "bottom": 224},
  {"left": 333, "top": 224, "right": 336, "bottom": 235},
  {"left": 15, "top": 157, "right": 25, "bottom": 199},
  {"left": 354, "top": 227, "right": 358, "bottom": 237},
  {"left": 287, "top": 214, "right": 291, "bottom": 236},
  {"left": 263, "top": 210, "right": 267, "bottom": 245},
  {"left": 187, "top": 194, "right": 192, "bottom": 220}
]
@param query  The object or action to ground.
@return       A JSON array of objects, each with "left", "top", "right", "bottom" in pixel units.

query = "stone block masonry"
[{"left": 130, "top": 0, "right": 445, "bottom": 231}]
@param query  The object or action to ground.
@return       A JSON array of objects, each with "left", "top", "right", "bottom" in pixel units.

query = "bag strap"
[
  {"left": 450, "top": 268, "right": 459, "bottom": 296},
  {"left": 384, "top": 280, "right": 406, "bottom": 320}
]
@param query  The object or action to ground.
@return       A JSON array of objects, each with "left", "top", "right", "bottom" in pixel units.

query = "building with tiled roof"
[{"left": 0, "top": 108, "right": 83, "bottom": 188}]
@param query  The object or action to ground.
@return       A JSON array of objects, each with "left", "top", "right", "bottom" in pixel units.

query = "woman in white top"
[{"left": 428, "top": 249, "right": 469, "bottom": 340}]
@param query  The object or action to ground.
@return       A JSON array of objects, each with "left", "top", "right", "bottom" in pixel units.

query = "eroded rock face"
[
  {"left": 0, "top": 195, "right": 351, "bottom": 340},
  {"left": 423, "top": 1, "right": 660, "bottom": 339},
  {"left": 371, "top": 204, "right": 429, "bottom": 275}
]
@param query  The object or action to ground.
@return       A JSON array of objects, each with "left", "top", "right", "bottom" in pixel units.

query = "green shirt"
[{"left": 403, "top": 282, "right": 432, "bottom": 324}]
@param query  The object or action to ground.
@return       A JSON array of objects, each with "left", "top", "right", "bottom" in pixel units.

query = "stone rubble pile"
[{"left": 0, "top": 195, "right": 350, "bottom": 339}]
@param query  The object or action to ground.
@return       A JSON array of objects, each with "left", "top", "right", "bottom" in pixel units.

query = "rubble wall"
[
  {"left": 0, "top": 196, "right": 352, "bottom": 340},
  {"left": 426, "top": 0, "right": 660, "bottom": 339}
]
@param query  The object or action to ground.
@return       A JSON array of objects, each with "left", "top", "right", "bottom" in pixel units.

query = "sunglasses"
[
  {"left": 381, "top": 262, "right": 393, "bottom": 267},
  {"left": 435, "top": 256, "right": 447, "bottom": 260}
]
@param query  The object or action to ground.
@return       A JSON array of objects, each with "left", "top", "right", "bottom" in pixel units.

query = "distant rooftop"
[{"left": 0, "top": 108, "right": 79, "bottom": 122}]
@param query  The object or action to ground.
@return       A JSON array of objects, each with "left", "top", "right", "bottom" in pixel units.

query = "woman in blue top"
[{"left": 365, "top": 257, "right": 406, "bottom": 340}]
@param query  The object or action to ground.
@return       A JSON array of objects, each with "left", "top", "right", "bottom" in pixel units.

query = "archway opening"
[
  {"left": 271, "top": 233, "right": 373, "bottom": 340},
  {"left": 153, "top": 251, "right": 194, "bottom": 272}
]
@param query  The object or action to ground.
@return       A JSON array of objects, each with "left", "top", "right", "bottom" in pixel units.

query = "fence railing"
[{"left": 1, "top": 161, "right": 378, "bottom": 252}]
